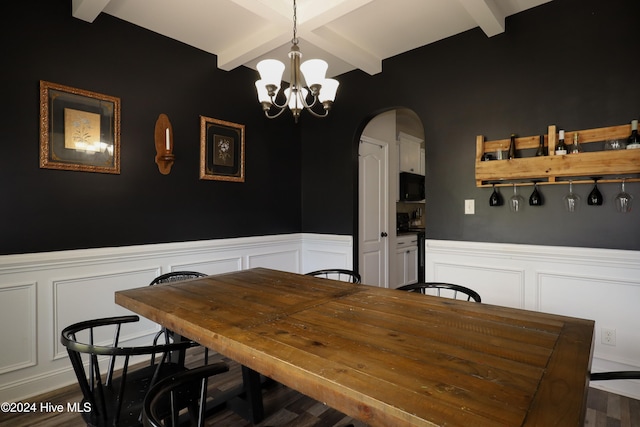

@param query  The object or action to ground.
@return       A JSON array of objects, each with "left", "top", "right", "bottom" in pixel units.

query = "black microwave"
[{"left": 399, "top": 172, "right": 425, "bottom": 201}]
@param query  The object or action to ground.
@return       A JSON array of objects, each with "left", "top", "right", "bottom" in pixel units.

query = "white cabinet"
[
  {"left": 399, "top": 139, "right": 420, "bottom": 173},
  {"left": 398, "top": 132, "right": 424, "bottom": 175},
  {"left": 395, "top": 234, "right": 418, "bottom": 287}
]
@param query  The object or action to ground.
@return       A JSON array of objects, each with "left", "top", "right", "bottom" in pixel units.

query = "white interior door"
[{"left": 359, "top": 137, "right": 389, "bottom": 287}]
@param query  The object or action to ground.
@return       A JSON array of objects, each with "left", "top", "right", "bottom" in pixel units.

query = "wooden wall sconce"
[{"left": 154, "top": 113, "right": 175, "bottom": 174}]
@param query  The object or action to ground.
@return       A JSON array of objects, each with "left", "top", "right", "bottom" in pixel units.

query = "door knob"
[{"left": 381, "top": 232, "right": 388, "bottom": 237}]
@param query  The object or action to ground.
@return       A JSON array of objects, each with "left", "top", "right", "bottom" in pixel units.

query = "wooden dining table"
[{"left": 115, "top": 267, "right": 594, "bottom": 427}]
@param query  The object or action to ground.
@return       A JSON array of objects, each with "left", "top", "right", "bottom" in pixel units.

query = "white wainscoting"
[
  {"left": 0, "top": 233, "right": 352, "bottom": 402},
  {"left": 425, "top": 239, "right": 640, "bottom": 400},
  {"left": 3, "top": 235, "right": 638, "bottom": 402}
]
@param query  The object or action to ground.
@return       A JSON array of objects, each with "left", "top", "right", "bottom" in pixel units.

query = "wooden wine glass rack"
[{"left": 475, "top": 123, "right": 640, "bottom": 187}]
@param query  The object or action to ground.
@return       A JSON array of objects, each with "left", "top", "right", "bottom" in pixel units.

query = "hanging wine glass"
[
  {"left": 509, "top": 184, "right": 524, "bottom": 212},
  {"left": 489, "top": 183, "right": 503, "bottom": 206},
  {"left": 587, "top": 177, "right": 603, "bottom": 206},
  {"left": 529, "top": 181, "right": 543, "bottom": 206},
  {"left": 614, "top": 179, "right": 632, "bottom": 213},
  {"left": 563, "top": 180, "right": 580, "bottom": 213}
]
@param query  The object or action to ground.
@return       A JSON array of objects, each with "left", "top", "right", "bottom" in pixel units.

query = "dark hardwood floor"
[{"left": 1, "top": 348, "right": 638, "bottom": 426}]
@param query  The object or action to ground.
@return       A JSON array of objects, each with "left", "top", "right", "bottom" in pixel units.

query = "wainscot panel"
[
  {"left": 301, "top": 233, "right": 355, "bottom": 274},
  {"left": 425, "top": 239, "right": 640, "bottom": 400},
  {"left": 52, "top": 268, "right": 162, "bottom": 360},
  {"left": 0, "top": 233, "right": 352, "bottom": 402},
  {"left": 0, "top": 282, "right": 36, "bottom": 375}
]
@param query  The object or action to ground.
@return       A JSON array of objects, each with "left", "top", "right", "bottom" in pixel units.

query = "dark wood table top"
[{"left": 115, "top": 268, "right": 594, "bottom": 426}]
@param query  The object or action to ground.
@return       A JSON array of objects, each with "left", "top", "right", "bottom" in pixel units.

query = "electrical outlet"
[
  {"left": 464, "top": 199, "right": 475, "bottom": 215},
  {"left": 601, "top": 328, "right": 616, "bottom": 346}
]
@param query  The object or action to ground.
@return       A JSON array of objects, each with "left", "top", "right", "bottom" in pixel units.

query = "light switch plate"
[{"left": 465, "top": 199, "right": 475, "bottom": 215}]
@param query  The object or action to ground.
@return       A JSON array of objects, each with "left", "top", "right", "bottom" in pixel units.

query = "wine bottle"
[
  {"left": 555, "top": 129, "right": 567, "bottom": 155},
  {"left": 508, "top": 134, "right": 516, "bottom": 159},
  {"left": 627, "top": 119, "right": 640, "bottom": 149},
  {"left": 570, "top": 132, "right": 582, "bottom": 153},
  {"left": 535, "top": 134, "right": 545, "bottom": 156}
]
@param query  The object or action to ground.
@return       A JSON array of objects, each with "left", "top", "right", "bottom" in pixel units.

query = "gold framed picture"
[
  {"left": 199, "top": 116, "right": 245, "bottom": 182},
  {"left": 39, "top": 80, "right": 120, "bottom": 174}
]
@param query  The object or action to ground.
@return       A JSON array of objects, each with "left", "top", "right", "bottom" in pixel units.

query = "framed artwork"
[
  {"left": 39, "top": 80, "right": 120, "bottom": 174},
  {"left": 199, "top": 116, "right": 245, "bottom": 182}
]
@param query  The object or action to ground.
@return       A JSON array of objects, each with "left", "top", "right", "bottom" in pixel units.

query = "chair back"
[
  {"left": 149, "top": 271, "right": 209, "bottom": 362},
  {"left": 142, "top": 362, "right": 229, "bottom": 427},
  {"left": 590, "top": 371, "right": 640, "bottom": 381},
  {"left": 149, "top": 271, "right": 207, "bottom": 286},
  {"left": 306, "top": 269, "right": 361, "bottom": 284},
  {"left": 61, "top": 315, "right": 196, "bottom": 427},
  {"left": 398, "top": 282, "right": 482, "bottom": 302}
]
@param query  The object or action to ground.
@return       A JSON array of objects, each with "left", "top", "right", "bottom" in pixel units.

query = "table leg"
[
  {"left": 241, "top": 365, "right": 264, "bottom": 423},
  {"left": 224, "top": 365, "right": 265, "bottom": 423},
  {"left": 169, "top": 334, "right": 265, "bottom": 423}
]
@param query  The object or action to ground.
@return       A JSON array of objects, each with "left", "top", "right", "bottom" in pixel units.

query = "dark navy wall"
[
  {"left": 301, "top": 0, "right": 640, "bottom": 251},
  {"left": 3, "top": 0, "right": 639, "bottom": 255},
  {"left": 1, "top": 0, "right": 301, "bottom": 255}
]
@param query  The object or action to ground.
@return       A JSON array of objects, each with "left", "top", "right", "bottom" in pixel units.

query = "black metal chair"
[
  {"left": 148, "top": 270, "right": 264, "bottom": 423},
  {"left": 142, "top": 362, "right": 230, "bottom": 427},
  {"left": 305, "top": 269, "right": 361, "bottom": 284},
  {"left": 149, "top": 271, "right": 207, "bottom": 286},
  {"left": 398, "top": 282, "right": 482, "bottom": 302},
  {"left": 590, "top": 371, "right": 640, "bottom": 381},
  {"left": 61, "top": 315, "right": 198, "bottom": 427},
  {"left": 149, "top": 271, "right": 208, "bottom": 361}
]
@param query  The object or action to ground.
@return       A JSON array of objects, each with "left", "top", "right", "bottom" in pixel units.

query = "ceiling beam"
[
  {"left": 217, "top": 0, "right": 290, "bottom": 70},
  {"left": 71, "top": 0, "right": 112, "bottom": 23},
  {"left": 457, "top": 0, "right": 505, "bottom": 37},
  {"left": 220, "top": 0, "right": 380, "bottom": 73},
  {"left": 298, "top": 0, "right": 381, "bottom": 74},
  {"left": 217, "top": 27, "right": 291, "bottom": 71},
  {"left": 303, "top": 27, "right": 381, "bottom": 75},
  {"left": 296, "top": 0, "right": 376, "bottom": 27}
]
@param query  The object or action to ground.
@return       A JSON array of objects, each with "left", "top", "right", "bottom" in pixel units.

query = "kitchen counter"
[{"left": 397, "top": 228, "right": 425, "bottom": 236}]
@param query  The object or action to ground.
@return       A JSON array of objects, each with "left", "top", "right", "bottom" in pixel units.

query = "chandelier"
[{"left": 254, "top": 0, "right": 339, "bottom": 123}]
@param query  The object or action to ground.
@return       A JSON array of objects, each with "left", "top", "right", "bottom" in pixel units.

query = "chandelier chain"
[{"left": 292, "top": 0, "right": 298, "bottom": 45}]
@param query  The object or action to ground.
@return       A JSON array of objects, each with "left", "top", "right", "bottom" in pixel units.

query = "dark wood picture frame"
[
  {"left": 199, "top": 116, "right": 245, "bottom": 182},
  {"left": 39, "top": 80, "right": 120, "bottom": 174}
]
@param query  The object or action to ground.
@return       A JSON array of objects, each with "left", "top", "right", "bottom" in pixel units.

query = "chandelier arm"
[
  {"left": 303, "top": 95, "right": 319, "bottom": 109},
  {"left": 264, "top": 106, "right": 290, "bottom": 119},
  {"left": 303, "top": 106, "right": 330, "bottom": 118},
  {"left": 267, "top": 84, "right": 295, "bottom": 110},
  {"left": 268, "top": 96, "right": 289, "bottom": 110}
]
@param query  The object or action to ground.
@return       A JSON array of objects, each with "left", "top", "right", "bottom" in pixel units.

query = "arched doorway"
[{"left": 357, "top": 108, "right": 424, "bottom": 288}]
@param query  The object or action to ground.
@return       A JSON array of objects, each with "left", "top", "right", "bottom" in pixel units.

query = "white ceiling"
[{"left": 72, "top": 0, "right": 552, "bottom": 78}]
